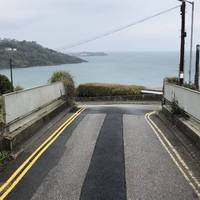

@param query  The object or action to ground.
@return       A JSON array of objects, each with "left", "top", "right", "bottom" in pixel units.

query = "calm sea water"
[{"left": 0, "top": 52, "right": 195, "bottom": 89}]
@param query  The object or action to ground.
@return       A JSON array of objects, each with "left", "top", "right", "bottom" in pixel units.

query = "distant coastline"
[
  {"left": 71, "top": 52, "right": 108, "bottom": 57},
  {"left": 0, "top": 52, "right": 179, "bottom": 89}
]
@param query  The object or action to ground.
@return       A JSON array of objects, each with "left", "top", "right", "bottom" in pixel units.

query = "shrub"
[
  {"left": 183, "top": 83, "right": 199, "bottom": 91},
  {"left": 171, "top": 99, "right": 189, "bottom": 119},
  {"left": 0, "top": 96, "right": 3, "bottom": 125},
  {"left": 15, "top": 85, "right": 24, "bottom": 91},
  {"left": 0, "top": 74, "right": 13, "bottom": 95},
  {"left": 165, "top": 77, "right": 179, "bottom": 84},
  {"left": 165, "top": 77, "right": 199, "bottom": 91},
  {"left": 49, "top": 71, "right": 75, "bottom": 98},
  {"left": 76, "top": 83, "right": 144, "bottom": 97},
  {"left": 0, "top": 151, "right": 9, "bottom": 164}
]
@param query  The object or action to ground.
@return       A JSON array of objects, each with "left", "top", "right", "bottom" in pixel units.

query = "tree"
[{"left": 0, "top": 74, "right": 13, "bottom": 94}]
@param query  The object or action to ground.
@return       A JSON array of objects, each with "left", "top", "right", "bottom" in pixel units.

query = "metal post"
[
  {"left": 195, "top": 45, "right": 200, "bottom": 89},
  {"left": 9, "top": 57, "right": 14, "bottom": 91},
  {"left": 179, "top": 0, "right": 186, "bottom": 86},
  {"left": 188, "top": 2, "right": 194, "bottom": 84}
]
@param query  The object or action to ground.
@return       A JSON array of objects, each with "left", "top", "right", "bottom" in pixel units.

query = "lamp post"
[{"left": 5, "top": 47, "right": 17, "bottom": 91}]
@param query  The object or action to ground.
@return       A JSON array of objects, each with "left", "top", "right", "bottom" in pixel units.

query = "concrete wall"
[
  {"left": 164, "top": 82, "right": 200, "bottom": 121},
  {"left": 2, "top": 82, "right": 65, "bottom": 124}
]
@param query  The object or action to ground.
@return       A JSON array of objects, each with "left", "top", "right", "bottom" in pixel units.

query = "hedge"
[{"left": 76, "top": 83, "right": 145, "bottom": 97}]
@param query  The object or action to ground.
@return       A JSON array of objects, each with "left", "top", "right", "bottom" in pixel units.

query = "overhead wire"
[{"left": 59, "top": 5, "right": 181, "bottom": 51}]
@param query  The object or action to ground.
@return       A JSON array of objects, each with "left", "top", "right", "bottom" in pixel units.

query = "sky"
[{"left": 0, "top": 0, "right": 200, "bottom": 52}]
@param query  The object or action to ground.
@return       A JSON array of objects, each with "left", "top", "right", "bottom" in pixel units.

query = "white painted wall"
[
  {"left": 164, "top": 83, "right": 200, "bottom": 121},
  {"left": 3, "top": 82, "right": 65, "bottom": 124}
]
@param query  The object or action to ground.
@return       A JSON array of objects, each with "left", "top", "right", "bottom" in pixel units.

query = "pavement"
[{"left": 0, "top": 104, "right": 199, "bottom": 200}]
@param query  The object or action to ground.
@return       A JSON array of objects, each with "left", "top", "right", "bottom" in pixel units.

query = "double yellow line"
[
  {"left": 145, "top": 111, "right": 200, "bottom": 198},
  {"left": 0, "top": 107, "right": 85, "bottom": 200}
]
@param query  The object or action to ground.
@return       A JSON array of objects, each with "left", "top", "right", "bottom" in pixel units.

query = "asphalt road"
[{"left": 2, "top": 104, "right": 199, "bottom": 200}]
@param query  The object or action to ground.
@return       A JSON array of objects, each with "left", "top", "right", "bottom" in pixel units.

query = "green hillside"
[{"left": 0, "top": 39, "right": 86, "bottom": 69}]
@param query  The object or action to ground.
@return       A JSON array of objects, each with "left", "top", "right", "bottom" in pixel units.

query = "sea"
[{"left": 0, "top": 52, "right": 196, "bottom": 89}]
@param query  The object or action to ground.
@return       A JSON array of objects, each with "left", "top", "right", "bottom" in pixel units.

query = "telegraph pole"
[
  {"left": 188, "top": 1, "right": 194, "bottom": 84},
  {"left": 9, "top": 57, "right": 13, "bottom": 91},
  {"left": 195, "top": 44, "right": 200, "bottom": 89},
  {"left": 179, "top": 0, "right": 186, "bottom": 85}
]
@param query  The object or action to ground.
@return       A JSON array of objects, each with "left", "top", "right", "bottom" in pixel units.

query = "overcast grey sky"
[{"left": 0, "top": 0, "right": 200, "bottom": 52}]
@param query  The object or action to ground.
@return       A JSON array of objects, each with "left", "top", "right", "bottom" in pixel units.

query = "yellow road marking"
[
  {"left": 0, "top": 107, "right": 84, "bottom": 194},
  {"left": 0, "top": 108, "right": 85, "bottom": 200},
  {"left": 145, "top": 111, "right": 200, "bottom": 198}
]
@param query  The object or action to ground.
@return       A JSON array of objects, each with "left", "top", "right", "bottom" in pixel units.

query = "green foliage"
[
  {"left": 0, "top": 96, "right": 3, "bottom": 125},
  {"left": 0, "top": 151, "right": 9, "bottom": 164},
  {"left": 49, "top": 71, "right": 75, "bottom": 98},
  {"left": 165, "top": 77, "right": 199, "bottom": 91},
  {"left": 76, "top": 83, "right": 145, "bottom": 97},
  {"left": 0, "top": 39, "right": 86, "bottom": 69},
  {"left": 15, "top": 85, "right": 24, "bottom": 91},
  {"left": 171, "top": 99, "right": 189, "bottom": 119},
  {"left": 165, "top": 77, "right": 179, "bottom": 84},
  {"left": 171, "top": 100, "right": 181, "bottom": 115},
  {"left": 183, "top": 83, "right": 199, "bottom": 91},
  {"left": 0, "top": 74, "right": 13, "bottom": 95}
]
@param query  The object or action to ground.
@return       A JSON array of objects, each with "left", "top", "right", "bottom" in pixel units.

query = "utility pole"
[
  {"left": 9, "top": 58, "right": 13, "bottom": 91},
  {"left": 188, "top": 1, "right": 194, "bottom": 84},
  {"left": 195, "top": 44, "right": 200, "bottom": 89},
  {"left": 179, "top": 0, "right": 186, "bottom": 86}
]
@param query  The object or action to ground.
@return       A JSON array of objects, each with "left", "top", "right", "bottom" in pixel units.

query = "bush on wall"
[
  {"left": 49, "top": 71, "right": 75, "bottom": 106},
  {"left": 0, "top": 74, "right": 13, "bottom": 95}
]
